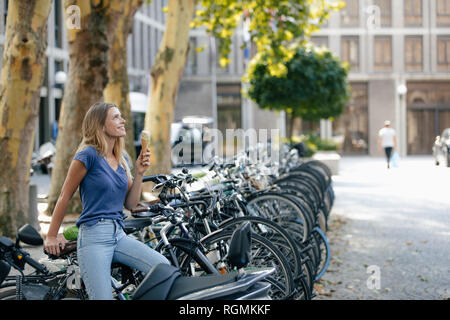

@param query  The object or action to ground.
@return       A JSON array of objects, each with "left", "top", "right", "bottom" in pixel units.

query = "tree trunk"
[
  {"left": 0, "top": 0, "right": 52, "bottom": 237},
  {"left": 103, "top": 0, "right": 143, "bottom": 163},
  {"left": 46, "top": 0, "right": 123, "bottom": 217},
  {"left": 145, "top": 0, "right": 195, "bottom": 183}
]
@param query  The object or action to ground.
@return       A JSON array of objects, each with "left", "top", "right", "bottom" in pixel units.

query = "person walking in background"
[{"left": 378, "top": 120, "right": 397, "bottom": 169}]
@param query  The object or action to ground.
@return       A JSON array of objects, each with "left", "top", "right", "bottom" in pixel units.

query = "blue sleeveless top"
[{"left": 73, "top": 146, "right": 130, "bottom": 228}]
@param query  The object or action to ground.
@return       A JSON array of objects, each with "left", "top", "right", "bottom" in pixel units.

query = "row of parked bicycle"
[{"left": 0, "top": 142, "right": 334, "bottom": 300}]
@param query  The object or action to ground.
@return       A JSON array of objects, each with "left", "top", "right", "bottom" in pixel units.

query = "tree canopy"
[
  {"left": 192, "top": 0, "right": 345, "bottom": 77},
  {"left": 246, "top": 43, "right": 351, "bottom": 122}
]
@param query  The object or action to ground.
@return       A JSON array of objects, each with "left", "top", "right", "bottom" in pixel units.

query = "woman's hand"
[
  {"left": 136, "top": 147, "right": 151, "bottom": 176},
  {"left": 44, "top": 234, "right": 68, "bottom": 256}
]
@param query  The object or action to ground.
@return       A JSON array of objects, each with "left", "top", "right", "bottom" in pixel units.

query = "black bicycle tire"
[
  {"left": 275, "top": 220, "right": 318, "bottom": 289},
  {"left": 218, "top": 216, "right": 303, "bottom": 279},
  {"left": 273, "top": 177, "right": 322, "bottom": 214},
  {"left": 299, "top": 160, "right": 332, "bottom": 182},
  {"left": 282, "top": 172, "right": 324, "bottom": 203},
  {"left": 245, "top": 193, "right": 313, "bottom": 242},
  {"left": 312, "top": 227, "right": 330, "bottom": 281},
  {"left": 273, "top": 185, "right": 318, "bottom": 223},
  {"left": 185, "top": 230, "right": 295, "bottom": 300},
  {"left": 0, "top": 288, "right": 17, "bottom": 300},
  {"left": 292, "top": 165, "right": 329, "bottom": 193}
]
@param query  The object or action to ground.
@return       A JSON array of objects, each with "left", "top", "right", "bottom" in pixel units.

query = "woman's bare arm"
[
  {"left": 124, "top": 148, "right": 150, "bottom": 211},
  {"left": 45, "top": 160, "right": 87, "bottom": 255},
  {"left": 124, "top": 172, "right": 144, "bottom": 211}
]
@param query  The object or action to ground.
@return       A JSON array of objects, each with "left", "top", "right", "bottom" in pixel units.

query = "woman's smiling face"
[{"left": 104, "top": 107, "right": 126, "bottom": 138}]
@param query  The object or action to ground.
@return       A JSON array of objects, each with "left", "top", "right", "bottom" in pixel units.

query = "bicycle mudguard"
[
  {"left": 0, "top": 260, "right": 11, "bottom": 285},
  {"left": 17, "top": 224, "right": 44, "bottom": 246},
  {"left": 226, "top": 222, "right": 251, "bottom": 269}
]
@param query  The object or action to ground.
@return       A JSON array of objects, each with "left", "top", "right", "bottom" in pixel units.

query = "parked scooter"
[{"left": 30, "top": 142, "right": 55, "bottom": 176}]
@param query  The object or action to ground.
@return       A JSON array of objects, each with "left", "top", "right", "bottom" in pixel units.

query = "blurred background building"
[
  {"left": 0, "top": 0, "right": 449, "bottom": 157},
  {"left": 310, "top": 0, "right": 450, "bottom": 156}
]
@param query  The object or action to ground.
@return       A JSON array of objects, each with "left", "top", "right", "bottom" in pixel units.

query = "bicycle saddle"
[
  {"left": 123, "top": 218, "right": 153, "bottom": 234},
  {"left": 132, "top": 264, "right": 238, "bottom": 300}
]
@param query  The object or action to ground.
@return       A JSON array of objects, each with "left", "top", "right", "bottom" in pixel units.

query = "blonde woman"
[{"left": 44, "top": 102, "right": 169, "bottom": 299}]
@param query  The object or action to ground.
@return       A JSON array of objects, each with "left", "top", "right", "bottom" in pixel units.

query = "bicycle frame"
[{"left": 153, "top": 219, "right": 219, "bottom": 275}]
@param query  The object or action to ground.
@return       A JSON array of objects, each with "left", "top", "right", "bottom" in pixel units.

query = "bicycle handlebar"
[
  {"left": 131, "top": 203, "right": 164, "bottom": 214},
  {"left": 23, "top": 252, "right": 48, "bottom": 274},
  {"left": 142, "top": 174, "right": 168, "bottom": 184}
]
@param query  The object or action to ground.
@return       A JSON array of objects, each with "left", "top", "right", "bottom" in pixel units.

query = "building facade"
[{"left": 311, "top": 0, "right": 450, "bottom": 156}]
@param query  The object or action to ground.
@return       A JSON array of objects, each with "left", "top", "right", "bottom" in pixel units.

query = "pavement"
[
  {"left": 7, "top": 156, "right": 450, "bottom": 300},
  {"left": 314, "top": 155, "right": 450, "bottom": 300}
]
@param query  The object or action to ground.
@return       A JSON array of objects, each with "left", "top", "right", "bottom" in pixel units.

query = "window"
[
  {"left": 373, "top": 0, "right": 391, "bottom": 27},
  {"left": 341, "top": 0, "right": 359, "bottom": 27},
  {"left": 54, "top": 0, "right": 62, "bottom": 48},
  {"left": 162, "top": 0, "right": 167, "bottom": 23},
  {"left": 437, "top": 0, "right": 450, "bottom": 26},
  {"left": 405, "top": 36, "right": 423, "bottom": 71},
  {"left": 374, "top": 36, "right": 392, "bottom": 71},
  {"left": 141, "top": 22, "right": 147, "bottom": 70},
  {"left": 341, "top": 36, "right": 359, "bottom": 71},
  {"left": 332, "top": 82, "right": 369, "bottom": 155},
  {"left": 310, "top": 36, "right": 329, "bottom": 48},
  {"left": 43, "top": 57, "right": 49, "bottom": 88},
  {"left": 404, "top": 0, "right": 423, "bottom": 26},
  {"left": 55, "top": 98, "right": 62, "bottom": 122},
  {"left": 437, "top": 36, "right": 450, "bottom": 71},
  {"left": 149, "top": 27, "right": 156, "bottom": 66},
  {"left": 217, "top": 83, "right": 242, "bottom": 157},
  {"left": 185, "top": 37, "right": 197, "bottom": 75},
  {"left": 39, "top": 97, "right": 48, "bottom": 146},
  {"left": 3, "top": 0, "right": 8, "bottom": 28},
  {"left": 55, "top": 59, "right": 64, "bottom": 71},
  {"left": 215, "top": 39, "right": 230, "bottom": 74},
  {"left": 132, "top": 21, "right": 138, "bottom": 69}
]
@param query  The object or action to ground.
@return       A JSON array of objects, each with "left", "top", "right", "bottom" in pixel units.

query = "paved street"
[{"left": 315, "top": 155, "right": 450, "bottom": 300}]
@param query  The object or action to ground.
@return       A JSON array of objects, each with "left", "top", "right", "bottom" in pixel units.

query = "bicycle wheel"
[
  {"left": 213, "top": 205, "right": 312, "bottom": 299},
  {"left": 0, "top": 288, "right": 16, "bottom": 300},
  {"left": 273, "top": 178, "right": 321, "bottom": 215},
  {"left": 276, "top": 220, "right": 317, "bottom": 289},
  {"left": 285, "top": 169, "right": 325, "bottom": 197},
  {"left": 218, "top": 216, "right": 304, "bottom": 285},
  {"left": 291, "top": 165, "right": 329, "bottom": 195},
  {"left": 246, "top": 193, "right": 313, "bottom": 242},
  {"left": 181, "top": 229, "right": 295, "bottom": 300},
  {"left": 298, "top": 160, "right": 332, "bottom": 183},
  {"left": 275, "top": 176, "right": 322, "bottom": 213},
  {"left": 273, "top": 185, "right": 318, "bottom": 225},
  {"left": 312, "top": 227, "right": 331, "bottom": 282}
]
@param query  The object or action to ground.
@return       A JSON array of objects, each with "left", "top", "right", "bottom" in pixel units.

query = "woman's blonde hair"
[{"left": 75, "top": 102, "right": 133, "bottom": 180}]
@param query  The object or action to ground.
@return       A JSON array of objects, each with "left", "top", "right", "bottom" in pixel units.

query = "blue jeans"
[{"left": 77, "top": 218, "right": 170, "bottom": 300}]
